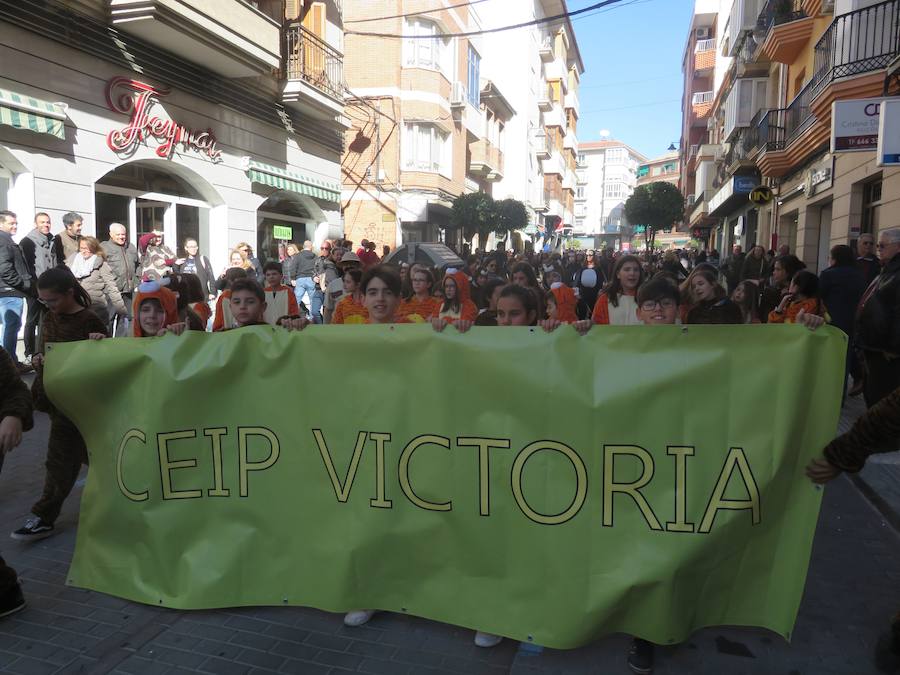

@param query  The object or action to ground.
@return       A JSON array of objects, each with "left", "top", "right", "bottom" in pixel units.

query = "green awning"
[
  {"left": 0, "top": 88, "right": 67, "bottom": 140},
  {"left": 244, "top": 158, "right": 340, "bottom": 206}
]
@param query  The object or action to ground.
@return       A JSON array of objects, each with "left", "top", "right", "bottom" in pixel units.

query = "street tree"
[
  {"left": 492, "top": 198, "right": 528, "bottom": 240},
  {"left": 624, "top": 182, "right": 685, "bottom": 251},
  {"left": 450, "top": 192, "right": 496, "bottom": 245}
]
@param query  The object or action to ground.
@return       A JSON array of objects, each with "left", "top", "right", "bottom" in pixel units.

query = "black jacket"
[
  {"left": 0, "top": 231, "right": 31, "bottom": 298},
  {"left": 20, "top": 229, "right": 54, "bottom": 281},
  {"left": 174, "top": 254, "right": 216, "bottom": 296},
  {"left": 687, "top": 297, "right": 744, "bottom": 324},
  {"left": 819, "top": 264, "right": 865, "bottom": 337},
  {"left": 857, "top": 253, "right": 900, "bottom": 355},
  {"left": 100, "top": 240, "right": 140, "bottom": 294}
]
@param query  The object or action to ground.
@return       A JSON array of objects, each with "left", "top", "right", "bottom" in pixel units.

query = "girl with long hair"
[
  {"left": 591, "top": 255, "right": 643, "bottom": 325},
  {"left": 11, "top": 268, "right": 106, "bottom": 542}
]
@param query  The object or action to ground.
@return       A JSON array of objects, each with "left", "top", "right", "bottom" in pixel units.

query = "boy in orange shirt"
[
  {"left": 212, "top": 268, "right": 247, "bottom": 332},
  {"left": 262, "top": 261, "right": 300, "bottom": 326}
]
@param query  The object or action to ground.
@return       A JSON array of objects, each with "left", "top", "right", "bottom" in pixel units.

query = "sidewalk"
[{"left": 0, "top": 391, "right": 898, "bottom": 674}]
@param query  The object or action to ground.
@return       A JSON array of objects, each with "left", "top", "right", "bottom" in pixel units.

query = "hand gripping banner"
[{"left": 46, "top": 324, "right": 845, "bottom": 648}]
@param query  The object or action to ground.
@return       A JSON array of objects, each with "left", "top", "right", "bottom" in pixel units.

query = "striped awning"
[
  {"left": 0, "top": 88, "right": 67, "bottom": 140},
  {"left": 243, "top": 158, "right": 340, "bottom": 206}
]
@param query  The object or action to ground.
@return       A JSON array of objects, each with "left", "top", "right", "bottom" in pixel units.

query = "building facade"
[
  {"left": 0, "top": 0, "right": 345, "bottom": 272},
  {"left": 341, "top": 0, "right": 583, "bottom": 252},
  {"left": 636, "top": 150, "right": 681, "bottom": 187},
  {"left": 575, "top": 140, "right": 646, "bottom": 247},
  {"left": 680, "top": 0, "right": 900, "bottom": 267}
]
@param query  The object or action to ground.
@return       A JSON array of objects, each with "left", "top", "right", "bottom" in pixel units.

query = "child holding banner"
[
  {"left": 11, "top": 268, "right": 106, "bottom": 542},
  {"left": 435, "top": 269, "right": 478, "bottom": 326},
  {"left": 212, "top": 267, "right": 248, "bottom": 332},
  {"left": 0, "top": 346, "right": 33, "bottom": 617},
  {"left": 591, "top": 255, "right": 644, "bottom": 325},
  {"left": 331, "top": 269, "right": 368, "bottom": 325},
  {"left": 262, "top": 262, "right": 300, "bottom": 326},
  {"left": 397, "top": 267, "right": 438, "bottom": 323}
]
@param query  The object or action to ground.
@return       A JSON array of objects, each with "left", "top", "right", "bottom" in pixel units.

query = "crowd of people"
[{"left": 0, "top": 206, "right": 899, "bottom": 672}]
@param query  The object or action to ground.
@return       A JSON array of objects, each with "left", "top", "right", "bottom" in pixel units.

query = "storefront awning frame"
[
  {"left": 0, "top": 87, "right": 67, "bottom": 139},
  {"left": 242, "top": 157, "right": 341, "bottom": 207}
]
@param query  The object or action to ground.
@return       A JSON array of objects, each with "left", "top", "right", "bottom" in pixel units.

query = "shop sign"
[
  {"left": 272, "top": 225, "right": 293, "bottom": 240},
  {"left": 831, "top": 97, "right": 900, "bottom": 153},
  {"left": 805, "top": 155, "right": 834, "bottom": 198},
  {"left": 105, "top": 77, "right": 222, "bottom": 161},
  {"left": 877, "top": 99, "right": 900, "bottom": 167},
  {"left": 748, "top": 186, "right": 774, "bottom": 205}
]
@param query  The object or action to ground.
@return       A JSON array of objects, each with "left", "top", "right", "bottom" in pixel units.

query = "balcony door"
[{"left": 301, "top": 2, "right": 326, "bottom": 86}]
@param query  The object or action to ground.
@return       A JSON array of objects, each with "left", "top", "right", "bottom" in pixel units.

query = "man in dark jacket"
[
  {"left": 100, "top": 223, "right": 140, "bottom": 336},
  {"left": 856, "top": 228, "right": 900, "bottom": 407},
  {"left": 0, "top": 212, "right": 31, "bottom": 370},
  {"left": 0, "top": 346, "right": 33, "bottom": 619},
  {"left": 856, "top": 233, "right": 881, "bottom": 287},
  {"left": 19, "top": 213, "right": 53, "bottom": 359},
  {"left": 51, "top": 212, "right": 82, "bottom": 267}
]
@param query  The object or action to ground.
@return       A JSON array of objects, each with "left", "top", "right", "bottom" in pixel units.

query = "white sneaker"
[
  {"left": 343, "top": 609, "right": 376, "bottom": 627},
  {"left": 474, "top": 631, "right": 503, "bottom": 648}
]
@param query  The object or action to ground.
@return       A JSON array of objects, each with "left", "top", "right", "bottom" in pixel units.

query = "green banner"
[{"left": 46, "top": 325, "right": 845, "bottom": 648}]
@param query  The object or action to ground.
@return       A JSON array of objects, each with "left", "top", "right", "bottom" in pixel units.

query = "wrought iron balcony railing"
[
  {"left": 757, "top": 0, "right": 807, "bottom": 33},
  {"left": 284, "top": 23, "right": 344, "bottom": 102},
  {"left": 810, "top": 0, "right": 900, "bottom": 97}
]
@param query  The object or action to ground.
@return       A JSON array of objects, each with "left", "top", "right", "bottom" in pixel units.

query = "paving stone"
[
  {"left": 276, "top": 659, "right": 332, "bottom": 675},
  {"left": 198, "top": 656, "right": 253, "bottom": 675},
  {"left": 234, "top": 648, "right": 286, "bottom": 670},
  {"left": 310, "top": 648, "right": 362, "bottom": 670}
]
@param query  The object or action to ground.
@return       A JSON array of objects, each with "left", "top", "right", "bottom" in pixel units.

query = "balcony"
[
  {"left": 691, "top": 91, "right": 714, "bottom": 126},
  {"left": 542, "top": 149, "right": 566, "bottom": 177},
  {"left": 532, "top": 130, "right": 551, "bottom": 159},
  {"left": 563, "top": 129, "right": 578, "bottom": 150},
  {"left": 537, "top": 86, "right": 553, "bottom": 112},
  {"left": 539, "top": 37, "right": 555, "bottom": 62},
  {"left": 758, "top": 0, "right": 814, "bottom": 64},
  {"left": 755, "top": 0, "right": 900, "bottom": 177},
  {"left": 109, "top": 0, "right": 281, "bottom": 78},
  {"left": 736, "top": 32, "right": 771, "bottom": 77},
  {"left": 564, "top": 90, "right": 580, "bottom": 116},
  {"left": 282, "top": 23, "right": 344, "bottom": 118},
  {"left": 543, "top": 103, "right": 566, "bottom": 129},
  {"left": 694, "top": 38, "right": 716, "bottom": 72},
  {"left": 469, "top": 139, "right": 504, "bottom": 181}
]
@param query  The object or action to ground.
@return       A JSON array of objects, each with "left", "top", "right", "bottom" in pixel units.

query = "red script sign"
[{"left": 105, "top": 77, "right": 222, "bottom": 161}]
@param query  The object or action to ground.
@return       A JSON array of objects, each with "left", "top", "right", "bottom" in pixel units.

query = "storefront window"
[{"left": 861, "top": 178, "right": 882, "bottom": 235}]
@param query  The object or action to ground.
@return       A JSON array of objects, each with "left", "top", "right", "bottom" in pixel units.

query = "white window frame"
[
  {"left": 404, "top": 18, "right": 451, "bottom": 78},
  {"left": 402, "top": 122, "right": 451, "bottom": 177}
]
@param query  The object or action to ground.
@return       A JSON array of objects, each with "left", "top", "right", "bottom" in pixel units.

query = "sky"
[{"left": 568, "top": 0, "right": 694, "bottom": 160}]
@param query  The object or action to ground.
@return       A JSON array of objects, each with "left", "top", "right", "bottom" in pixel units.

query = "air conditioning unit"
[
  {"left": 450, "top": 82, "right": 466, "bottom": 108},
  {"left": 695, "top": 27, "right": 711, "bottom": 40}
]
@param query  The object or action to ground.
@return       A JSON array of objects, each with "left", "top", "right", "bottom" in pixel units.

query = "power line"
[
  {"left": 346, "top": 0, "right": 627, "bottom": 39},
  {"left": 580, "top": 98, "right": 681, "bottom": 113},
  {"left": 345, "top": 0, "right": 493, "bottom": 24},
  {"left": 580, "top": 73, "right": 680, "bottom": 89}
]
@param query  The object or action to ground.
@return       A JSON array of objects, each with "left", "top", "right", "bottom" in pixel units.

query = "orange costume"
[
  {"left": 398, "top": 295, "right": 439, "bottom": 323},
  {"left": 132, "top": 280, "right": 179, "bottom": 337},
  {"left": 437, "top": 269, "right": 478, "bottom": 324},
  {"left": 192, "top": 301, "right": 211, "bottom": 326},
  {"left": 212, "top": 291, "right": 232, "bottom": 332},
  {"left": 768, "top": 297, "right": 827, "bottom": 324},
  {"left": 550, "top": 283, "right": 578, "bottom": 323},
  {"left": 332, "top": 293, "right": 369, "bottom": 324},
  {"left": 263, "top": 284, "right": 300, "bottom": 326},
  {"left": 591, "top": 290, "right": 641, "bottom": 325}
]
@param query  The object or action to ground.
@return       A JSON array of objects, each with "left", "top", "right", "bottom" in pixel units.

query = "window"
[
  {"left": 861, "top": 178, "right": 882, "bottom": 235},
  {"left": 575, "top": 203, "right": 586, "bottom": 217},
  {"left": 577, "top": 153, "right": 586, "bottom": 165},
  {"left": 575, "top": 217, "right": 585, "bottom": 229},
  {"left": 605, "top": 183, "right": 624, "bottom": 199},
  {"left": 467, "top": 45, "right": 480, "bottom": 107},
  {"left": 403, "top": 123, "right": 450, "bottom": 175},
  {"left": 404, "top": 19, "right": 450, "bottom": 74},
  {"left": 636, "top": 166, "right": 649, "bottom": 178},
  {"left": 576, "top": 186, "right": 585, "bottom": 199},
  {"left": 606, "top": 148, "right": 625, "bottom": 163}
]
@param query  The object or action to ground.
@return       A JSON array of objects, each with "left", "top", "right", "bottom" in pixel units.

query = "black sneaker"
[
  {"left": 628, "top": 638, "right": 654, "bottom": 674},
  {"left": 10, "top": 516, "right": 54, "bottom": 542},
  {"left": 0, "top": 584, "right": 25, "bottom": 619}
]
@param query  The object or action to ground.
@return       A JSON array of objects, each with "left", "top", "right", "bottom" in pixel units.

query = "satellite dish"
[{"left": 599, "top": 129, "right": 610, "bottom": 138}]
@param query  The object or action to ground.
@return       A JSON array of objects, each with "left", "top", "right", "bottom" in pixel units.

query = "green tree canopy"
[
  {"left": 450, "top": 192, "right": 495, "bottom": 244},
  {"left": 624, "top": 182, "right": 685, "bottom": 251}
]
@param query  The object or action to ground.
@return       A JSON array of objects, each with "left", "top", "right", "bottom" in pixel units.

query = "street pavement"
[{"left": 0, "top": 386, "right": 898, "bottom": 675}]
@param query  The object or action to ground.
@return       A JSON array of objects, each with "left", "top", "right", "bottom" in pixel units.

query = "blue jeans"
[
  {"left": 294, "top": 277, "right": 316, "bottom": 318},
  {"left": 0, "top": 296, "right": 23, "bottom": 363},
  {"left": 311, "top": 289, "right": 324, "bottom": 324}
]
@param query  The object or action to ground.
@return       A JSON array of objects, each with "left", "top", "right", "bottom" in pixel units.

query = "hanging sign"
[
  {"left": 830, "top": 97, "right": 900, "bottom": 153},
  {"left": 877, "top": 99, "right": 900, "bottom": 167},
  {"left": 105, "top": 77, "right": 222, "bottom": 161},
  {"left": 272, "top": 225, "right": 293, "bottom": 240},
  {"left": 749, "top": 186, "right": 774, "bottom": 205}
]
